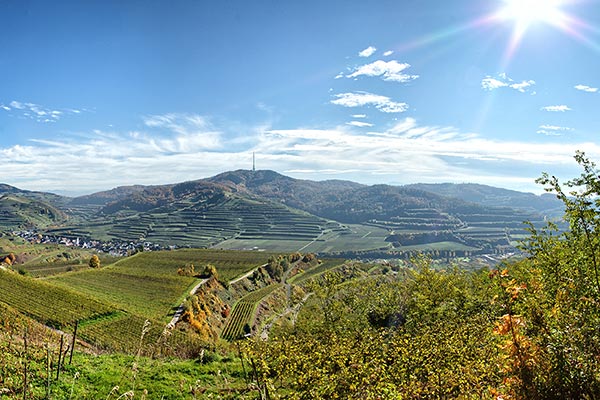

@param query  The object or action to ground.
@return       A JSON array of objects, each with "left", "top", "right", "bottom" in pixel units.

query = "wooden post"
[
  {"left": 23, "top": 327, "right": 28, "bottom": 400},
  {"left": 69, "top": 321, "right": 78, "bottom": 365},
  {"left": 56, "top": 335, "right": 64, "bottom": 380},
  {"left": 46, "top": 344, "right": 51, "bottom": 398}
]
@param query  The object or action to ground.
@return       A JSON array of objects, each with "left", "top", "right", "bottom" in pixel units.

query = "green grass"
[{"left": 215, "top": 224, "right": 391, "bottom": 253}]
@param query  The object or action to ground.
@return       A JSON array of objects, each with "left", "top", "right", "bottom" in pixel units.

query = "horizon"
[
  {"left": 1, "top": 0, "right": 600, "bottom": 195},
  {"left": 1, "top": 167, "right": 554, "bottom": 197}
]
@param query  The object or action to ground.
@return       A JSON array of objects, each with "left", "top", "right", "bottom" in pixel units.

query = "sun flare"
[{"left": 499, "top": 0, "right": 564, "bottom": 28}]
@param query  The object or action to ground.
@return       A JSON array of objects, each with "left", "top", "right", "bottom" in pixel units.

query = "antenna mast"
[{"left": 252, "top": 152, "right": 256, "bottom": 172}]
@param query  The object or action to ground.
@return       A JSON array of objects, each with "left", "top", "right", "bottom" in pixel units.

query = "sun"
[{"left": 499, "top": 0, "right": 565, "bottom": 28}]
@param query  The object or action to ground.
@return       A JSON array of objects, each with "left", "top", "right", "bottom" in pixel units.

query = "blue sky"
[{"left": 1, "top": 0, "right": 600, "bottom": 195}]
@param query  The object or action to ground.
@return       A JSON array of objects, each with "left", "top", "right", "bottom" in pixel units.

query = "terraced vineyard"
[
  {"left": 0, "top": 270, "right": 115, "bottom": 329},
  {"left": 48, "top": 195, "right": 330, "bottom": 249},
  {"left": 288, "top": 259, "right": 346, "bottom": 285},
  {"left": 221, "top": 283, "right": 283, "bottom": 340},
  {"left": 49, "top": 249, "right": 273, "bottom": 320},
  {"left": 0, "top": 195, "right": 65, "bottom": 231},
  {"left": 78, "top": 313, "right": 200, "bottom": 355}
]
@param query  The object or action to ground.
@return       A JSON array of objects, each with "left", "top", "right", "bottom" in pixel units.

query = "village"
[{"left": 10, "top": 230, "right": 166, "bottom": 256}]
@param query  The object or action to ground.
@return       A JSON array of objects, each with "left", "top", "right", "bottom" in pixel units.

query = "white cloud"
[
  {"left": 2, "top": 100, "right": 82, "bottom": 122},
  {"left": 358, "top": 46, "right": 377, "bottom": 57},
  {"left": 352, "top": 114, "right": 367, "bottom": 119},
  {"left": 481, "top": 73, "right": 535, "bottom": 93},
  {"left": 334, "top": 72, "right": 344, "bottom": 79},
  {"left": 537, "top": 125, "right": 573, "bottom": 136},
  {"left": 331, "top": 92, "right": 408, "bottom": 113},
  {"left": 541, "top": 105, "right": 571, "bottom": 112},
  {"left": 346, "top": 121, "right": 374, "bottom": 127},
  {"left": 347, "top": 60, "right": 419, "bottom": 83},
  {"left": 575, "top": 84, "right": 598, "bottom": 93},
  {"left": 539, "top": 125, "right": 573, "bottom": 131},
  {"left": 383, "top": 50, "right": 394, "bottom": 56},
  {"left": 1, "top": 115, "right": 597, "bottom": 194}
]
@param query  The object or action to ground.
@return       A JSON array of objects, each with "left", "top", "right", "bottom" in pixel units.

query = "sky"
[{"left": 2, "top": 0, "right": 600, "bottom": 195}]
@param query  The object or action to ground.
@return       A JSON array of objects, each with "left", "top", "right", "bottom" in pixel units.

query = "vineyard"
[
  {"left": 221, "top": 283, "right": 283, "bottom": 340},
  {"left": 48, "top": 249, "right": 274, "bottom": 321},
  {"left": 289, "top": 259, "right": 346, "bottom": 284},
  {"left": 0, "top": 270, "right": 115, "bottom": 329},
  {"left": 78, "top": 313, "right": 201, "bottom": 356}
]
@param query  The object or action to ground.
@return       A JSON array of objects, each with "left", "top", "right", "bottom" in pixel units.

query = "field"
[
  {"left": 216, "top": 224, "right": 392, "bottom": 253},
  {"left": 288, "top": 259, "right": 346, "bottom": 284},
  {"left": 221, "top": 283, "right": 283, "bottom": 340},
  {"left": 48, "top": 249, "right": 274, "bottom": 321},
  {"left": 0, "top": 269, "right": 115, "bottom": 330},
  {"left": 48, "top": 195, "right": 331, "bottom": 249}
]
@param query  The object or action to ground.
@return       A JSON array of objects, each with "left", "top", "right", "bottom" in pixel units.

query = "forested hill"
[
  {"left": 206, "top": 170, "right": 539, "bottom": 224},
  {"left": 406, "top": 182, "right": 563, "bottom": 216}
]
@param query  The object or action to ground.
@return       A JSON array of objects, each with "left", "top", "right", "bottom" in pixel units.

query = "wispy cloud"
[
  {"left": 574, "top": 84, "right": 598, "bottom": 93},
  {"left": 481, "top": 73, "right": 535, "bottom": 93},
  {"left": 143, "top": 113, "right": 221, "bottom": 150},
  {"left": 352, "top": 114, "right": 367, "bottom": 119},
  {"left": 0, "top": 100, "right": 83, "bottom": 123},
  {"left": 331, "top": 92, "right": 408, "bottom": 113},
  {"left": 541, "top": 105, "right": 571, "bottom": 112},
  {"left": 346, "top": 121, "right": 374, "bottom": 128},
  {"left": 383, "top": 50, "right": 394, "bottom": 56},
  {"left": 1, "top": 116, "right": 597, "bottom": 194},
  {"left": 537, "top": 125, "right": 574, "bottom": 136},
  {"left": 346, "top": 60, "right": 419, "bottom": 83},
  {"left": 358, "top": 46, "right": 377, "bottom": 57}
]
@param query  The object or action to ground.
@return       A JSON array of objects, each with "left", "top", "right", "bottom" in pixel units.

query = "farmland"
[
  {"left": 0, "top": 269, "right": 115, "bottom": 329},
  {"left": 48, "top": 249, "right": 274, "bottom": 321},
  {"left": 221, "top": 283, "right": 283, "bottom": 340}
]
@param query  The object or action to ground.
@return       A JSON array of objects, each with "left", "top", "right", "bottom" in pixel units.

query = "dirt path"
[
  {"left": 166, "top": 263, "right": 267, "bottom": 330},
  {"left": 166, "top": 278, "right": 209, "bottom": 329}
]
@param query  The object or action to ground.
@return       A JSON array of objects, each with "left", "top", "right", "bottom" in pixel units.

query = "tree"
[
  {"left": 203, "top": 264, "right": 218, "bottom": 279},
  {"left": 89, "top": 254, "right": 101, "bottom": 269}
]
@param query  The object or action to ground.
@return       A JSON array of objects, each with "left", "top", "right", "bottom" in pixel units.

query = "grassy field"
[
  {"left": 398, "top": 241, "right": 480, "bottom": 252},
  {"left": 215, "top": 224, "right": 391, "bottom": 253}
]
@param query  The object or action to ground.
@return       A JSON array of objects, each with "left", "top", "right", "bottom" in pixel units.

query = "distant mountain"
[
  {"left": 208, "top": 170, "right": 496, "bottom": 224},
  {"left": 0, "top": 183, "right": 68, "bottom": 206},
  {"left": 70, "top": 185, "right": 147, "bottom": 206},
  {"left": 405, "top": 183, "right": 563, "bottom": 217},
  {"left": 1, "top": 172, "right": 558, "bottom": 253}
]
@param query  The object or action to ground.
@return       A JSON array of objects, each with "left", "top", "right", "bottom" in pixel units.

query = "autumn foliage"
[{"left": 242, "top": 153, "right": 600, "bottom": 399}]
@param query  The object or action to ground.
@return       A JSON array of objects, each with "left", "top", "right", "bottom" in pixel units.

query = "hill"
[
  {"left": 406, "top": 182, "right": 563, "bottom": 217},
  {"left": 2, "top": 171, "right": 550, "bottom": 254},
  {"left": 0, "top": 194, "right": 67, "bottom": 230}
]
